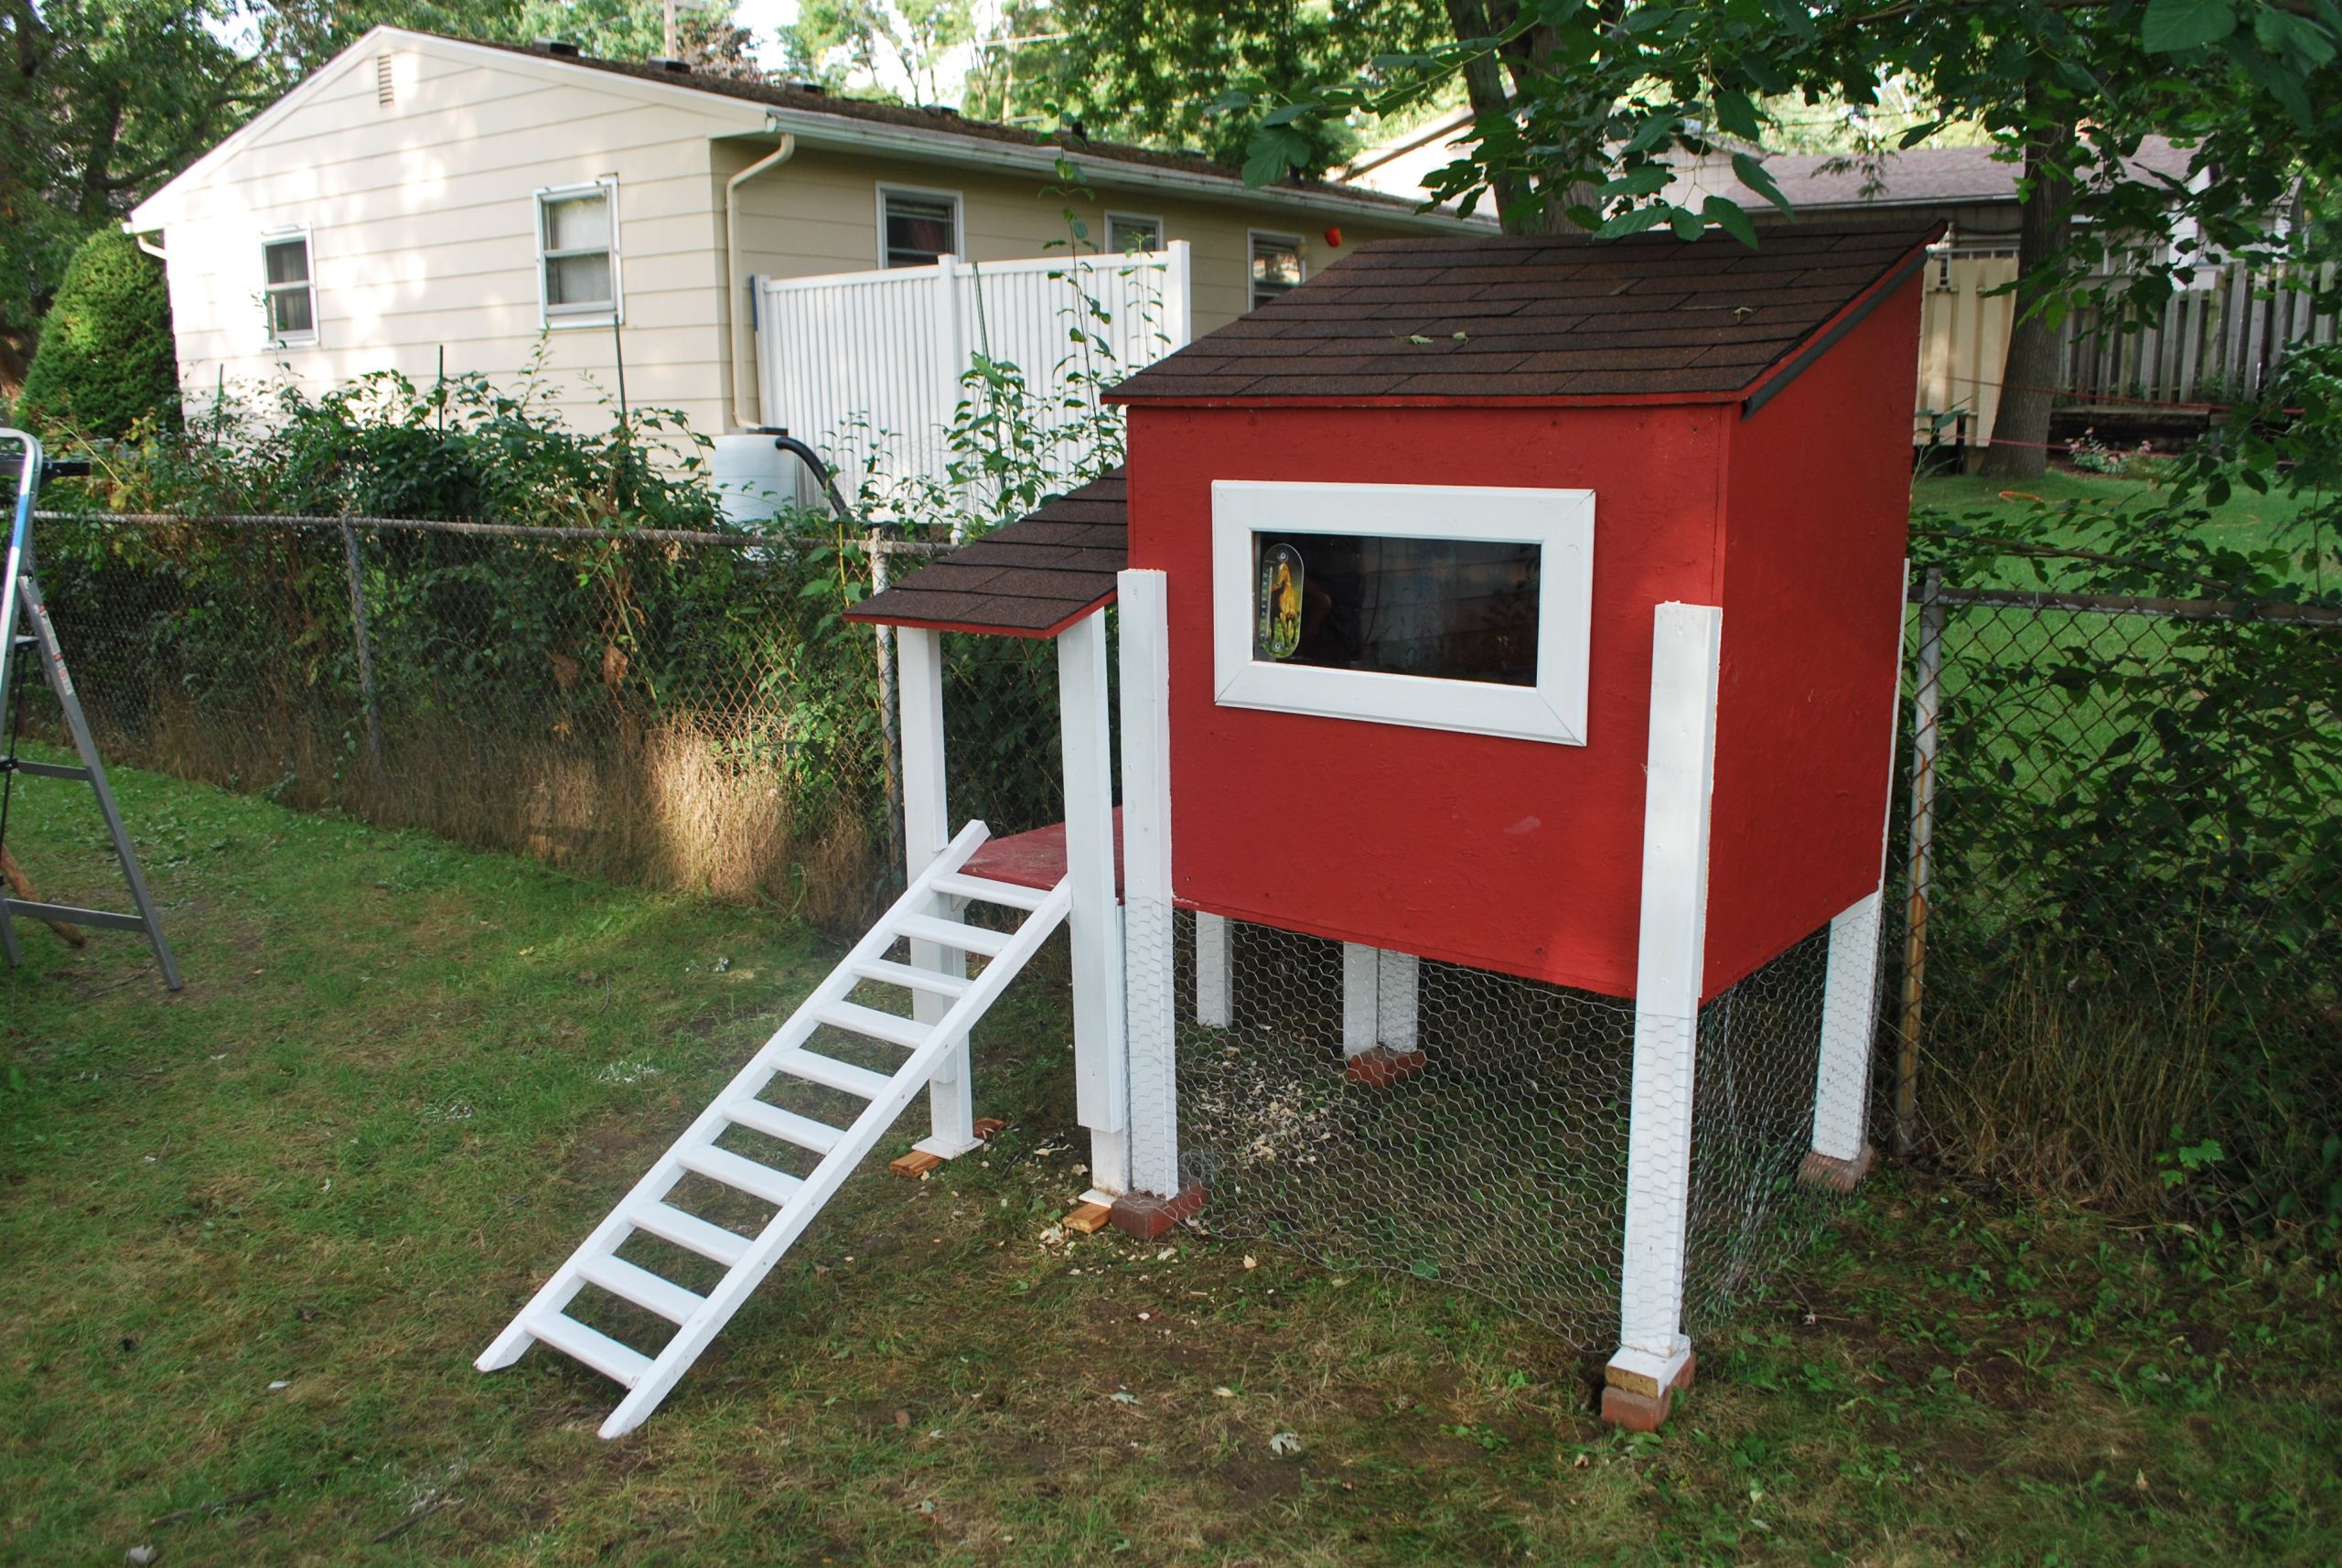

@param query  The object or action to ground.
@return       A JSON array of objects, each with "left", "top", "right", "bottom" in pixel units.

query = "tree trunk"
[
  {"left": 1444, "top": 0, "right": 1534, "bottom": 230},
  {"left": 1979, "top": 119, "right": 2077, "bottom": 480}
]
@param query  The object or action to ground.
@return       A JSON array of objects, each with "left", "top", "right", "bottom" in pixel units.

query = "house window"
[
  {"left": 1105, "top": 213, "right": 1163, "bottom": 253},
  {"left": 262, "top": 231, "right": 317, "bottom": 345},
  {"left": 537, "top": 180, "right": 620, "bottom": 324},
  {"left": 1250, "top": 232, "right": 1304, "bottom": 308},
  {"left": 1213, "top": 479, "right": 1595, "bottom": 745},
  {"left": 880, "top": 188, "right": 961, "bottom": 268}
]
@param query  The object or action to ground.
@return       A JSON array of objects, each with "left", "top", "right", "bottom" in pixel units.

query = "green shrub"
[{"left": 16, "top": 226, "right": 179, "bottom": 439}]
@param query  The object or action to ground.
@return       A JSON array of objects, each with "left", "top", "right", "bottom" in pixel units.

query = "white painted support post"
[
  {"left": 1162, "top": 240, "right": 1195, "bottom": 349},
  {"left": 1058, "top": 607, "right": 1129, "bottom": 1200},
  {"left": 1606, "top": 602, "right": 1724, "bottom": 1423},
  {"left": 899, "top": 628, "right": 977, "bottom": 1159},
  {"left": 1195, "top": 914, "right": 1231, "bottom": 1028},
  {"left": 1803, "top": 564, "right": 1911, "bottom": 1187},
  {"left": 1117, "top": 570, "right": 1180, "bottom": 1199},
  {"left": 1341, "top": 943, "right": 1380, "bottom": 1057},
  {"left": 1377, "top": 950, "right": 1420, "bottom": 1053}
]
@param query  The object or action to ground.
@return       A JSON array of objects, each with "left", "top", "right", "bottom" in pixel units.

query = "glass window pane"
[
  {"left": 1252, "top": 532, "right": 1541, "bottom": 685},
  {"left": 884, "top": 194, "right": 955, "bottom": 267},
  {"left": 543, "top": 191, "right": 609, "bottom": 252},
  {"left": 264, "top": 238, "right": 309, "bottom": 285},
  {"left": 1108, "top": 216, "right": 1161, "bottom": 252},
  {"left": 1251, "top": 238, "right": 1302, "bottom": 306},
  {"left": 269, "top": 285, "right": 313, "bottom": 337},
  {"left": 547, "top": 252, "right": 613, "bottom": 308}
]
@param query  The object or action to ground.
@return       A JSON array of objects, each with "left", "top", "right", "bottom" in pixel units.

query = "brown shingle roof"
[
  {"left": 846, "top": 469, "right": 1128, "bottom": 638},
  {"left": 1108, "top": 219, "right": 1940, "bottom": 404}
]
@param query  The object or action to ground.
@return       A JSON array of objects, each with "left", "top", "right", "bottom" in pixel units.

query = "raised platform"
[{"left": 962, "top": 810, "right": 1124, "bottom": 898}]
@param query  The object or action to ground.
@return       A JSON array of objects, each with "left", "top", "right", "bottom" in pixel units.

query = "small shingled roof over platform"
[
  {"left": 1105, "top": 218, "right": 1941, "bottom": 406},
  {"left": 850, "top": 220, "right": 1939, "bottom": 637},
  {"left": 844, "top": 469, "right": 1128, "bottom": 639}
]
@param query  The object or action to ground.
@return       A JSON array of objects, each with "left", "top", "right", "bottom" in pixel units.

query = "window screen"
[
  {"left": 263, "top": 235, "right": 315, "bottom": 341},
  {"left": 883, "top": 190, "right": 958, "bottom": 267},
  {"left": 540, "top": 188, "right": 616, "bottom": 314},
  {"left": 1252, "top": 532, "right": 1541, "bottom": 685},
  {"left": 1250, "top": 234, "right": 1304, "bottom": 308},
  {"left": 1106, "top": 214, "right": 1162, "bottom": 252}
]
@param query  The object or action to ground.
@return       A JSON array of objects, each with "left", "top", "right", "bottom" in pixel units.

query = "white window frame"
[
  {"left": 260, "top": 224, "right": 318, "bottom": 349},
  {"left": 1104, "top": 211, "right": 1165, "bottom": 254},
  {"left": 1211, "top": 478, "right": 1595, "bottom": 746},
  {"left": 534, "top": 178, "right": 623, "bottom": 328},
  {"left": 1248, "top": 230, "right": 1305, "bottom": 308},
  {"left": 876, "top": 183, "right": 964, "bottom": 269}
]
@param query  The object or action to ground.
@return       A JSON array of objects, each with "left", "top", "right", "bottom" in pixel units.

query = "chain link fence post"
[
  {"left": 338, "top": 519, "right": 389, "bottom": 791},
  {"left": 1895, "top": 565, "right": 1945, "bottom": 1158}
]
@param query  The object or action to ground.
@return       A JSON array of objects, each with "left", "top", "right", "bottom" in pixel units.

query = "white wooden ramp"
[{"left": 478, "top": 820, "right": 1066, "bottom": 1437}]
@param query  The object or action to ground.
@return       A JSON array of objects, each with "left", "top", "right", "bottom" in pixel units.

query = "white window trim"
[
  {"left": 260, "top": 224, "right": 318, "bottom": 349},
  {"left": 535, "top": 178, "right": 623, "bottom": 329},
  {"left": 1248, "top": 230, "right": 1305, "bottom": 307},
  {"left": 1104, "top": 210, "right": 1166, "bottom": 254},
  {"left": 1211, "top": 478, "right": 1595, "bottom": 746},
  {"left": 876, "top": 182, "right": 964, "bottom": 269}
]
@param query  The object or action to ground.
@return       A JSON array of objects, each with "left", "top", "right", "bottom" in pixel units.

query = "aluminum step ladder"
[
  {"left": 0, "top": 431, "right": 179, "bottom": 990},
  {"left": 478, "top": 819, "right": 1067, "bottom": 1437}
]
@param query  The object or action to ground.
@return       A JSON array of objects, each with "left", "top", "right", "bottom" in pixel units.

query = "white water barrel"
[{"left": 709, "top": 433, "right": 796, "bottom": 527}]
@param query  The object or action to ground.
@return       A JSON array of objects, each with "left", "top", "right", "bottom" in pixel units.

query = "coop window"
[
  {"left": 1213, "top": 480, "right": 1595, "bottom": 745},
  {"left": 880, "top": 187, "right": 962, "bottom": 268},
  {"left": 262, "top": 230, "right": 317, "bottom": 346},
  {"left": 1249, "top": 232, "right": 1304, "bottom": 308},
  {"left": 536, "top": 180, "right": 621, "bottom": 326}
]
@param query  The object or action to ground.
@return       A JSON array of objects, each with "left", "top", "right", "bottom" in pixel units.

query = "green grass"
[
  {"left": 3, "top": 763, "right": 2337, "bottom": 1565},
  {"left": 1909, "top": 469, "right": 2337, "bottom": 587}
]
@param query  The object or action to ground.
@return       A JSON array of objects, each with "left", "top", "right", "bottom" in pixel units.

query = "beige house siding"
[
  {"left": 135, "top": 36, "right": 762, "bottom": 436},
  {"left": 134, "top": 28, "right": 1459, "bottom": 447}
]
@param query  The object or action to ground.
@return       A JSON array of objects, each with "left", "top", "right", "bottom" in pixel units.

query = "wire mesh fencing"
[{"left": 1169, "top": 913, "right": 1843, "bottom": 1347}]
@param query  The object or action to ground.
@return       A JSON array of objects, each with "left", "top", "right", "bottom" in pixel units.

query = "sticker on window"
[{"left": 1256, "top": 542, "right": 1305, "bottom": 660}]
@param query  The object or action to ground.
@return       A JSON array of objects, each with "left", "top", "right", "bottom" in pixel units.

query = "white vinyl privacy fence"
[{"left": 753, "top": 244, "right": 1192, "bottom": 507}]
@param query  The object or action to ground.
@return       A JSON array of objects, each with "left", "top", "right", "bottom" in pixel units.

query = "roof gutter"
[
  {"left": 724, "top": 126, "right": 798, "bottom": 431},
  {"left": 740, "top": 110, "right": 1491, "bottom": 233}
]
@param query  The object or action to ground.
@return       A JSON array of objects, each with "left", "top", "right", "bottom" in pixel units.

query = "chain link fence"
[
  {"left": 18, "top": 505, "right": 2339, "bottom": 1260},
  {"left": 1896, "top": 575, "right": 2341, "bottom": 1227}
]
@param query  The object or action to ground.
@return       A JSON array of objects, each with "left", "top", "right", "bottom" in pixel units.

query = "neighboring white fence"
[
  {"left": 753, "top": 243, "right": 1192, "bottom": 509},
  {"left": 1916, "top": 252, "right": 2338, "bottom": 447}
]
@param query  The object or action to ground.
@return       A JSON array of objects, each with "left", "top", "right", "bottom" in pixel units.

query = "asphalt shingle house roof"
[{"left": 845, "top": 470, "right": 1130, "bottom": 639}]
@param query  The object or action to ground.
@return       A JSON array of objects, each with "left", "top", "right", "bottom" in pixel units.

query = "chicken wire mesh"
[{"left": 1159, "top": 912, "right": 1858, "bottom": 1346}]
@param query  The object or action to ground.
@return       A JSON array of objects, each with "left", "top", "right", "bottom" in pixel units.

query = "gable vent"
[{"left": 376, "top": 52, "right": 395, "bottom": 107}]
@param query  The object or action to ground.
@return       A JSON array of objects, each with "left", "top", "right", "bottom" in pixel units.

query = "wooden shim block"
[
  {"left": 1064, "top": 1201, "right": 1113, "bottom": 1234},
  {"left": 889, "top": 1150, "right": 945, "bottom": 1179},
  {"left": 972, "top": 1117, "right": 1007, "bottom": 1141}
]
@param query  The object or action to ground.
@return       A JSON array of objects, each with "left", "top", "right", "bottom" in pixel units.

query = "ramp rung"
[
  {"left": 850, "top": 957, "right": 968, "bottom": 997},
  {"left": 723, "top": 1097, "right": 843, "bottom": 1155},
  {"left": 894, "top": 913, "right": 1012, "bottom": 957},
  {"left": 771, "top": 1048, "right": 894, "bottom": 1101},
  {"left": 627, "top": 1200, "right": 750, "bottom": 1267},
  {"left": 931, "top": 872, "right": 1049, "bottom": 911},
  {"left": 676, "top": 1143, "right": 804, "bottom": 1208},
  {"left": 578, "top": 1253, "right": 705, "bottom": 1325},
  {"left": 528, "top": 1312, "right": 652, "bottom": 1388},
  {"left": 813, "top": 1000, "right": 930, "bottom": 1049}
]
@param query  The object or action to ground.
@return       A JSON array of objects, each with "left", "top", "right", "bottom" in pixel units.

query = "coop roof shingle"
[
  {"left": 845, "top": 469, "right": 1128, "bottom": 638},
  {"left": 1107, "top": 219, "right": 1942, "bottom": 406}
]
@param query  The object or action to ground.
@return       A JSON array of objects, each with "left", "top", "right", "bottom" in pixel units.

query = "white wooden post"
[
  {"left": 1803, "top": 564, "right": 1912, "bottom": 1187},
  {"left": 1117, "top": 570, "right": 1181, "bottom": 1198},
  {"left": 899, "top": 628, "right": 977, "bottom": 1159},
  {"left": 1163, "top": 240, "right": 1195, "bottom": 349},
  {"left": 1377, "top": 950, "right": 1420, "bottom": 1052},
  {"left": 1195, "top": 914, "right": 1231, "bottom": 1028},
  {"left": 1058, "top": 608, "right": 1129, "bottom": 1199},
  {"left": 1341, "top": 943, "right": 1380, "bottom": 1057},
  {"left": 1607, "top": 601, "right": 1724, "bottom": 1422}
]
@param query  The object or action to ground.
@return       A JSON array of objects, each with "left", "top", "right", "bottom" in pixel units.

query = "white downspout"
[
  {"left": 723, "top": 130, "right": 798, "bottom": 432},
  {"left": 131, "top": 231, "right": 167, "bottom": 261}
]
